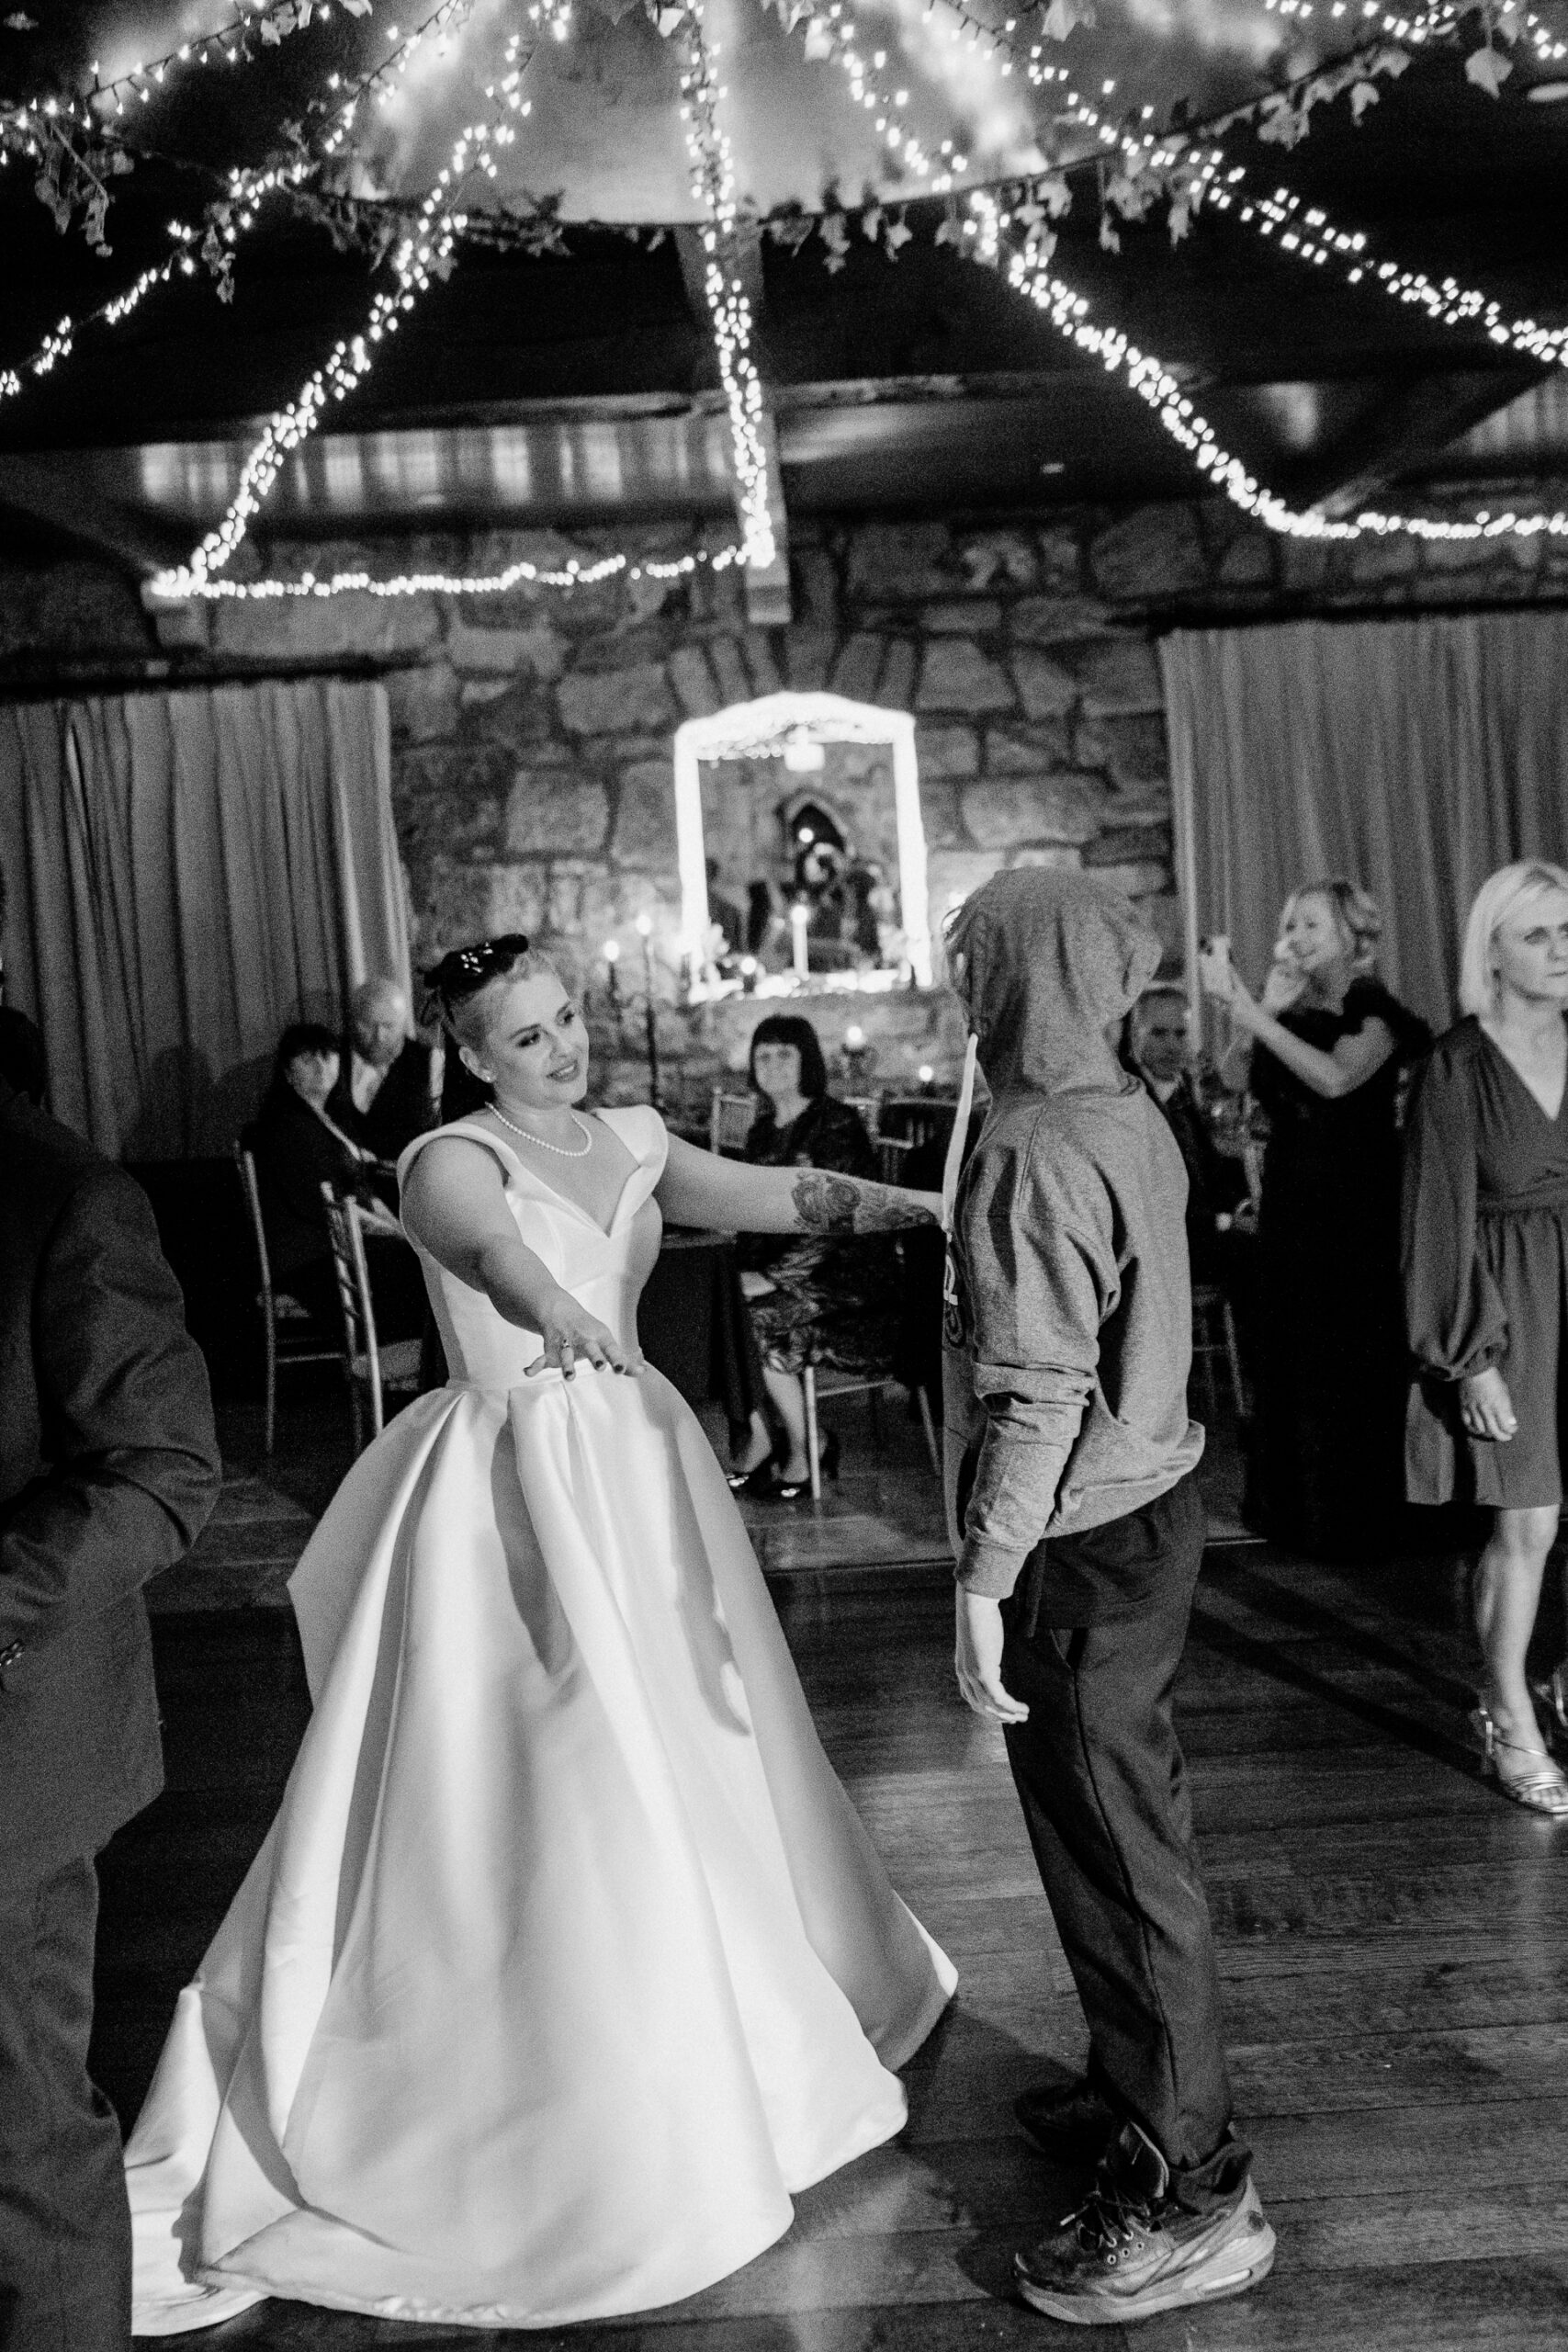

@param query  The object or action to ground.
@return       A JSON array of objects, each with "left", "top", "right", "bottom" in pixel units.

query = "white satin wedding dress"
[{"left": 127, "top": 1107, "right": 955, "bottom": 2334}]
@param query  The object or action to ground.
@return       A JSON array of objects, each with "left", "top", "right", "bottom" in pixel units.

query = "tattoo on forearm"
[{"left": 790, "top": 1170, "right": 938, "bottom": 1234}]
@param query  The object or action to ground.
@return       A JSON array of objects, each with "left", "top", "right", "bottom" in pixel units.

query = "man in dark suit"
[
  {"left": 327, "top": 976, "right": 440, "bottom": 1163},
  {"left": 0, "top": 1075, "right": 221, "bottom": 2352}
]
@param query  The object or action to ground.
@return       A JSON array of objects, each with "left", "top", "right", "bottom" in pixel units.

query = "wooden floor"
[{"left": 96, "top": 1397, "right": 1568, "bottom": 2350}]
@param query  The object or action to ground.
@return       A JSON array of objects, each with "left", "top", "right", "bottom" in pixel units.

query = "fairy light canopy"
[{"left": 0, "top": 0, "right": 1564, "bottom": 582}]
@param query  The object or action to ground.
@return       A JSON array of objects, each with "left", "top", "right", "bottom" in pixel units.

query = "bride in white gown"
[{"left": 127, "top": 934, "right": 956, "bottom": 2335}]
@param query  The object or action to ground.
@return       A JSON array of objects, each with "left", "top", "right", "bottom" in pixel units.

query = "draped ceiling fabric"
[
  {"left": 0, "top": 679, "right": 410, "bottom": 1159},
  {"left": 1161, "top": 611, "right": 1568, "bottom": 1040}
]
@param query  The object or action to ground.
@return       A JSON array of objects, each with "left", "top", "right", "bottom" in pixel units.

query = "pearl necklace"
[{"left": 490, "top": 1103, "right": 593, "bottom": 1158}]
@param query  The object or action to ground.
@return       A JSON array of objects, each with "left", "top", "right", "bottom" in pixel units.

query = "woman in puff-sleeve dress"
[{"left": 1404, "top": 860, "right": 1568, "bottom": 1816}]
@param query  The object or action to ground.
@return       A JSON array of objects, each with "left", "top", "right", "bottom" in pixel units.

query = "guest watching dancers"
[
  {"left": 945, "top": 869, "right": 1273, "bottom": 2328},
  {"left": 329, "top": 976, "right": 442, "bottom": 1163},
  {"left": 249, "top": 1022, "right": 427, "bottom": 1345},
  {"left": 1404, "top": 861, "right": 1568, "bottom": 1816},
  {"left": 1, "top": 1024, "right": 220, "bottom": 2352},
  {"left": 1201, "top": 881, "right": 1429, "bottom": 1558},
  {"left": 727, "top": 1012, "right": 901, "bottom": 1500},
  {"left": 1125, "top": 984, "right": 1253, "bottom": 1291}
]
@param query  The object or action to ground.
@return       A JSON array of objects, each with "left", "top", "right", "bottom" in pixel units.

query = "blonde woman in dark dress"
[{"left": 1404, "top": 861, "right": 1568, "bottom": 1815}]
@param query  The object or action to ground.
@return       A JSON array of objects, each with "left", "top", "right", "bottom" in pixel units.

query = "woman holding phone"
[{"left": 1200, "top": 882, "right": 1428, "bottom": 1558}]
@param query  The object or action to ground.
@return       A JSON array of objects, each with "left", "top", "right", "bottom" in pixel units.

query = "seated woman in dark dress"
[
  {"left": 727, "top": 1012, "right": 901, "bottom": 1499},
  {"left": 249, "top": 1023, "right": 427, "bottom": 1345},
  {"left": 1404, "top": 861, "right": 1568, "bottom": 1816},
  {"left": 1201, "top": 879, "right": 1429, "bottom": 1559}
]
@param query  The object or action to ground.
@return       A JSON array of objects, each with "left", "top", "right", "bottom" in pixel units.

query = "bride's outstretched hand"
[{"left": 526, "top": 1290, "right": 645, "bottom": 1379}]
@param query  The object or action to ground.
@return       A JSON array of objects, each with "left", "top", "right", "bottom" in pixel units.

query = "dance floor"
[{"left": 97, "top": 1393, "right": 1568, "bottom": 2349}]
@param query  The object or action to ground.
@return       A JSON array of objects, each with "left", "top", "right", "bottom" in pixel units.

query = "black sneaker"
[
  {"left": 1014, "top": 2118, "right": 1275, "bottom": 2325},
  {"left": 1012, "top": 2078, "right": 1118, "bottom": 2163}
]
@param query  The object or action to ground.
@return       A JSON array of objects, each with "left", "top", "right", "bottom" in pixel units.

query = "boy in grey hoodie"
[{"left": 943, "top": 869, "right": 1274, "bottom": 2326}]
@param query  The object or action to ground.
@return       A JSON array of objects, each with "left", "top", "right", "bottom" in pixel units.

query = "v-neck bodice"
[{"left": 399, "top": 1106, "right": 667, "bottom": 1387}]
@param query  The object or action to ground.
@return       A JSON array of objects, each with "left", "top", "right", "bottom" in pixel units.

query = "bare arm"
[
  {"left": 656, "top": 1130, "right": 941, "bottom": 1235},
  {"left": 400, "top": 1137, "right": 642, "bottom": 1375},
  {"left": 1202, "top": 954, "right": 1394, "bottom": 1102}
]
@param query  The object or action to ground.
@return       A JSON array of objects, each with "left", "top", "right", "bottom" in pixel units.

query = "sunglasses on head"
[{"left": 422, "top": 933, "right": 531, "bottom": 1001}]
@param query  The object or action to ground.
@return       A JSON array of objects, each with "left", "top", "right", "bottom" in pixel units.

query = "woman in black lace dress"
[
  {"left": 1201, "top": 881, "right": 1429, "bottom": 1559},
  {"left": 727, "top": 1013, "right": 901, "bottom": 1499}
]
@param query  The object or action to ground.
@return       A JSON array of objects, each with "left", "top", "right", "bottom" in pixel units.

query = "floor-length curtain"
[
  {"left": 1161, "top": 610, "right": 1568, "bottom": 1037},
  {"left": 0, "top": 678, "right": 410, "bottom": 1158}
]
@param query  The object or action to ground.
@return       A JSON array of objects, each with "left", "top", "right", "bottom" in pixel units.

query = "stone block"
[
  {"left": 845, "top": 520, "right": 953, "bottom": 602},
  {"left": 614, "top": 759, "right": 679, "bottom": 865},
  {"left": 1010, "top": 845, "right": 1084, "bottom": 871},
  {"left": 1011, "top": 648, "right": 1079, "bottom": 720},
  {"left": 668, "top": 645, "right": 721, "bottom": 717},
  {"left": 915, "top": 781, "right": 964, "bottom": 848},
  {"left": 914, "top": 722, "right": 979, "bottom": 780},
  {"left": 446, "top": 616, "right": 568, "bottom": 679},
  {"left": 1089, "top": 507, "right": 1209, "bottom": 603},
  {"left": 1035, "top": 523, "right": 1087, "bottom": 591},
  {"left": 1011, "top": 594, "right": 1113, "bottom": 644},
  {"left": 1075, "top": 711, "right": 1169, "bottom": 788},
  {"left": 459, "top": 679, "right": 512, "bottom": 708},
  {"left": 423, "top": 858, "right": 548, "bottom": 949},
  {"left": 743, "top": 631, "right": 783, "bottom": 697},
  {"left": 878, "top": 638, "right": 918, "bottom": 709},
  {"left": 784, "top": 629, "right": 834, "bottom": 692},
  {"left": 1090, "top": 823, "right": 1173, "bottom": 865},
  {"left": 1082, "top": 858, "right": 1170, "bottom": 899},
  {"left": 709, "top": 637, "right": 752, "bottom": 710},
  {"left": 790, "top": 545, "right": 840, "bottom": 628},
  {"left": 960, "top": 775, "right": 1104, "bottom": 849},
  {"left": 926, "top": 849, "right": 1008, "bottom": 928},
  {"left": 506, "top": 770, "right": 609, "bottom": 855},
  {"left": 1280, "top": 539, "right": 1334, "bottom": 594},
  {"left": 1345, "top": 533, "right": 1419, "bottom": 587},
  {"left": 209, "top": 585, "right": 442, "bottom": 661},
  {"left": 1140, "top": 891, "right": 1184, "bottom": 969},
  {"left": 830, "top": 632, "right": 887, "bottom": 702},
  {"left": 1214, "top": 528, "right": 1276, "bottom": 590},
  {"left": 557, "top": 662, "right": 675, "bottom": 738},
  {"left": 8, "top": 562, "right": 153, "bottom": 658},
  {"left": 985, "top": 719, "right": 1072, "bottom": 774},
  {"left": 916, "top": 639, "right": 1016, "bottom": 715},
  {"left": 922, "top": 600, "right": 1002, "bottom": 635},
  {"left": 385, "top": 663, "right": 458, "bottom": 744},
  {"left": 1075, "top": 638, "right": 1163, "bottom": 716}
]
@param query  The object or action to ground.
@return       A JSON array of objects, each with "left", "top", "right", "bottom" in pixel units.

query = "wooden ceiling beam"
[{"left": 1281, "top": 366, "right": 1544, "bottom": 518}]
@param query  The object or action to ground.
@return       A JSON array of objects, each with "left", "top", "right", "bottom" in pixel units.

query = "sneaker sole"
[{"left": 1015, "top": 2218, "right": 1277, "bottom": 2326}]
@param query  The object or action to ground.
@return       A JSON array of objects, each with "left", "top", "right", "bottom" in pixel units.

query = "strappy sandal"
[{"left": 1471, "top": 1703, "right": 1568, "bottom": 1820}]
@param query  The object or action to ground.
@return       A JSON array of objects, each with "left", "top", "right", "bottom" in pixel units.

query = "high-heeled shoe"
[
  {"left": 1529, "top": 1664, "right": 1568, "bottom": 1746},
  {"left": 772, "top": 1430, "right": 841, "bottom": 1502},
  {"left": 1471, "top": 1702, "right": 1568, "bottom": 1819}
]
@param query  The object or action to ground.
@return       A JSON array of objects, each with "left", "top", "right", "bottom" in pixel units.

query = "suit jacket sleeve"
[{"left": 0, "top": 1169, "right": 221, "bottom": 1657}]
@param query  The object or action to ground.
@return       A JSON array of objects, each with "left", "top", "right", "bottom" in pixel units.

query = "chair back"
[
  {"left": 876, "top": 1134, "right": 915, "bottom": 1186},
  {"left": 709, "top": 1088, "right": 755, "bottom": 1155},
  {"left": 321, "top": 1183, "right": 386, "bottom": 1438},
  {"left": 235, "top": 1144, "right": 274, "bottom": 1303},
  {"left": 840, "top": 1093, "right": 882, "bottom": 1139}
]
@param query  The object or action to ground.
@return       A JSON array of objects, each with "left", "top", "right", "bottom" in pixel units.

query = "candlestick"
[
  {"left": 789, "top": 900, "right": 810, "bottom": 980},
  {"left": 603, "top": 938, "right": 622, "bottom": 1019},
  {"left": 633, "top": 912, "right": 661, "bottom": 1108}
]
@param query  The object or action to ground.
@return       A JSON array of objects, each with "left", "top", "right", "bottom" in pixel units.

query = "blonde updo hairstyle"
[
  {"left": 422, "top": 933, "right": 571, "bottom": 1071},
  {"left": 1280, "top": 876, "right": 1383, "bottom": 978},
  {"left": 1458, "top": 860, "right": 1568, "bottom": 1019}
]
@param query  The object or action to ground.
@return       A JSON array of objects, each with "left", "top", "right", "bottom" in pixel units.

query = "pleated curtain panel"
[
  {"left": 0, "top": 678, "right": 412, "bottom": 1159},
  {"left": 1161, "top": 609, "right": 1568, "bottom": 1035}
]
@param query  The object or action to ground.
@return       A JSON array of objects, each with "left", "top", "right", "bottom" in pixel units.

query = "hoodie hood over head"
[{"left": 947, "top": 868, "right": 1161, "bottom": 1099}]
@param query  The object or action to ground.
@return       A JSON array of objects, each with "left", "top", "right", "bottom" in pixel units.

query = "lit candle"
[
  {"left": 789, "top": 900, "right": 809, "bottom": 979},
  {"left": 845, "top": 1024, "right": 866, "bottom": 1052},
  {"left": 739, "top": 955, "right": 758, "bottom": 994},
  {"left": 603, "top": 937, "right": 622, "bottom": 1016}
]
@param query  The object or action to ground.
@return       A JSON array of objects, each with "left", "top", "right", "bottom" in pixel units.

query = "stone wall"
[{"left": 4, "top": 492, "right": 1564, "bottom": 1105}]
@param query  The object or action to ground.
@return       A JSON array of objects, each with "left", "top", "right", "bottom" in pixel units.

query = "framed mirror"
[{"left": 672, "top": 692, "right": 933, "bottom": 999}]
